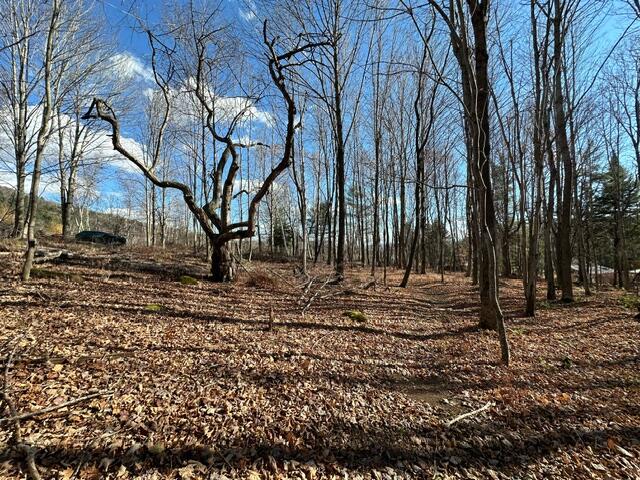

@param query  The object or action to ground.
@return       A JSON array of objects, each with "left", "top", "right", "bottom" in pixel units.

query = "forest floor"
[{"left": 0, "top": 238, "right": 639, "bottom": 480}]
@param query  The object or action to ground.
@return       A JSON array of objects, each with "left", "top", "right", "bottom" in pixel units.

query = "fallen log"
[{"left": 32, "top": 249, "right": 69, "bottom": 264}]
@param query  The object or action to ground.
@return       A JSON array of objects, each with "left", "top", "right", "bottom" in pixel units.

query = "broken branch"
[
  {"left": 1, "top": 391, "right": 113, "bottom": 424},
  {"left": 445, "top": 401, "right": 494, "bottom": 427}
]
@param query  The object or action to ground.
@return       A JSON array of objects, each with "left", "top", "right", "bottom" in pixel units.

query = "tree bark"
[
  {"left": 552, "top": 0, "right": 574, "bottom": 302},
  {"left": 211, "top": 241, "right": 236, "bottom": 282},
  {"left": 458, "top": 0, "right": 510, "bottom": 363},
  {"left": 11, "top": 167, "right": 26, "bottom": 238},
  {"left": 22, "top": 1, "right": 60, "bottom": 281}
]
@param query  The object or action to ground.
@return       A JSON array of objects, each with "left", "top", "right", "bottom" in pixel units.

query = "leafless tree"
[
  {"left": 84, "top": 11, "right": 328, "bottom": 281},
  {"left": 22, "top": 0, "right": 61, "bottom": 281},
  {"left": 264, "top": 0, "right": 372, "bottom": 279},
  {"left": 0, "top": 0, "right": 45, "bottom": 238},
  {"left": 426, "top": 0, "right": 509, "bottom": 363}
]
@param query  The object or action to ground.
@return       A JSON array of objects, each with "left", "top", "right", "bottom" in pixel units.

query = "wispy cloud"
[
  {"left": 109, "top": 52, "right": 154, "bottom": 84},
  {"left": 239, "top": 0, "right": 257, "bottom": 21},
  {"left": 149, "top": 84, "right": 274, "bottom": 128}
]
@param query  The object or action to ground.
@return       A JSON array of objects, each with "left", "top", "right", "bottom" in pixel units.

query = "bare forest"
[{"left": 0, "top": 0, "right": 639, "bottom": 478}]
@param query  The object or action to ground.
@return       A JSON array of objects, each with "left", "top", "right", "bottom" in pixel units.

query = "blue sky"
[
  {"left": 69, "top": 0, "right": 270, "bottom": 217},
  {"left": 102, "top": 0, "right": 160, "bottom": 57},
  {"left": 99, "top": 0, "right": 250, "bottom": 59},
  {"left": 4, "top": 0, "right": 638, "bottom": 223}
]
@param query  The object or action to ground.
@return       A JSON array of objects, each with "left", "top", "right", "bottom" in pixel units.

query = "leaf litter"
[{"left": 0, "top": 244, "right": 638, "bottom": 479}]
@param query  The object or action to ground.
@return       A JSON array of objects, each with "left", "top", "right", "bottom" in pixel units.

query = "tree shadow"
[
  {"left": 40, "top": 299, "right": 480, "bottom": 344},
  {"left": 5, "top": 408, "right": 637, "bottom": 477}
]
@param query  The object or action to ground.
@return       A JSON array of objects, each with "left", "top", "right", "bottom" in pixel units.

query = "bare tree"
[
  {"left": 22, "top": 0, "right": 61, "bottom": 281},
  {"left": 266, "top": 0, "right": 371, "bottom": 279},
  {"left": 399, "top": 18, "right": 441, "bottom": 288},
  {"left": 427, "top": 0, "right": 509, "bottom": 363},
  {"left": 84, "top": 16, "right": 327, "bottom": 281},
  {"left": 551, "top": 0, "right": 575, "bottom": 302},
  {"left": 386, "top": 0, "right": 509, "bottom": 363},
  {"left": 290, "top": 102, "right": 309, "bottom": 274},
  {"left": 0, "top": 0, "right": 45, "bottom": 238},
  {"left": 54, "top": 26, "right": 115, "bottom": 239},
  {"left": 525, "top": 0, "right": 553, "bottom": 315}
]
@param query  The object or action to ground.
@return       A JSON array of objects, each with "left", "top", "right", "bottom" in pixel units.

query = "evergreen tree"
[{"left": 592, "top": 155, "right": 640, "bottom": 287}]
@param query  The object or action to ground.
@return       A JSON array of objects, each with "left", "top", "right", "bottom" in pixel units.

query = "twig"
[
  {"left": 296, "top": 277, "right": 316, "bottom": 305},
  {"left": 34, "top": 291, "right": 52, "bottom": 303},
  {"left": 319, "top": 291, "right": 342, "bottom": 300},
  {"left": 262, "top": 264, "right": 296, "bottom": 287},
  {"left": 445, "top": 401, "right": 494, "bottom": 427},
  {"left": 1, "top": 391, "right": 112, "bottom": 423},
  {"left": 301, "top": 276, "right": 336, "bottom": 315},
  {"left": 233, "top": 254, "right": 296, "bottom": 288},
  {"left": 309, "top": 331, "right": 337, "bottom": 351},
  {"left": 319, "top": 288, "right": 356, "bottom": 300},
  {"left": 232, "top": 253, "right": 252, "bottom": 275},
  {"left": 0, "top": 351, "right": 135, "bottom": 368},
  {"left": 361, "top": 279, "right": 377, "bottom": 290},
  {"left": 71, "top": 454, "right": 88, "bottom": 480},
  {"left": 268, "top": 306, "right": 275, "bottom": 331}
]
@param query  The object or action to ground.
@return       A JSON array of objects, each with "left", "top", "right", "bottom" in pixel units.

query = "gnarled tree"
[{"left": 83, "top": 19, "right": 326, "bottom": 281}]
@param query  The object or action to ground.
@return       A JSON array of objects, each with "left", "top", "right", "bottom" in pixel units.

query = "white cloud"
[
  {"left": 239, "top": 9, "right": 256, "bottom": 21},
  {"left": 109, "top": 52, "right": 154, "bottom": 84},
  {"left": 143, "top": 87, "right": 156, "bottom": 100},
  {"left": 232, "top": 178, "right": 266, "bottom": 196},
  {"left": 0, "top": 104, "right": 147, "bottom": 195},
  {"left": 104, "top": 135, "right": 147, "bottom": 173},
  {"left": 162, "top": 80, "right": 274, "bottom": 128},
  {"left": 214, "top": 96, "right": 274, "bottom": 126},
  {"left": 239, "top": 0, "right": 257, "bottom": 21},
  {"left": 0, "top": 167, "right": 59, "bottom": 199},
  {"left": 0, "top": 170, "right": 17, "bottom": 189}
]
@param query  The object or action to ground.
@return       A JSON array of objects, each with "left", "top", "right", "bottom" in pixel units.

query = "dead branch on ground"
[
  {"left": 445, "top": 401, "right": 494, "bottom": 427},
  {"left": 301, "top": 276, "right": 338, "bottom": 316},
  {"left": 1, "top": 391, "right": 112, "bottom": 424}
]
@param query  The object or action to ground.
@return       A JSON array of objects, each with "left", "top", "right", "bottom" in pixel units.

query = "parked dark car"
[{"left": 75, "top": 231, "right": 126, "bottom": 246}]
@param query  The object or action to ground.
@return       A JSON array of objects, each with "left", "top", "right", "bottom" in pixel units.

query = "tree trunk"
[
  {"left": 400, "top": 149, "right": 423, "bottom": 288},
  {"left": 502, "top": 232, "right": 512, "bottom": 277},
  {"left": 61, "top": 200, "right": 72, "bottom": 239},
  {"left": 462, "top": 0, "right": 510, "bottom": 364},
  {"left": 371, "top": 131, "right": 381, "bottom": 276},
  {"left": 553, "top": 0, "right": 574, "bottom": 302},
  {"left": 61, "top": 171, "right": 77, "bottom": 240},
  {"left": 399, "top": 157, "right": 407, "bottom": 268},
  {"left": 22, "top": 0, "right": 59, "bottom": 282},
  {"left": 11, "top": 167, "right": 26, "bottom": 238},
  {"left": 526, "top": 111, "right": 544, "bottom": 316},
  {"left": 543, "top": 101, "right": 557, "bottom": 300},
  {"left": 526, "top": 3, "right": 546, "bottom": 316},
  {"left": 333, "top": 41, "right": 346, "bottom": 279},
  {"left": 211, "top": 241, "right": 236, "bottom": 282}
]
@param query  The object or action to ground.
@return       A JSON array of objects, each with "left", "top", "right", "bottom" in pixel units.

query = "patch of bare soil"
[{"left": 0, "top": 241, "right": 638, "bottom": 479}]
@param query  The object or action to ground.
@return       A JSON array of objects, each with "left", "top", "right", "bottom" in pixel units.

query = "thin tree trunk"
[
  {"left": 552, "top": 0, "right": 574, "bottom": 302},
  {"left": 22, "top": 1, "right": 60, "bottom": 281}
]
